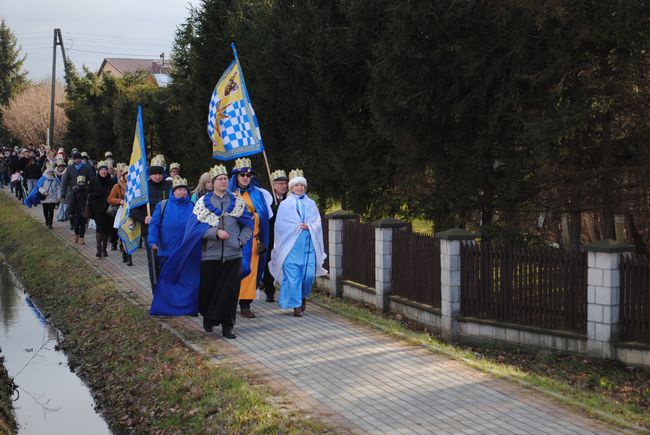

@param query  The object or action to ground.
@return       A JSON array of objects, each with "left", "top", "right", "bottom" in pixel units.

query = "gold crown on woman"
[
  {"left": 116, "top": 162, "right": 127, "bottom": 172},
  {"left": 172, "top": 177, "right": 188, "bottom": 188},
  {"left": 97, "top": 160, "right": 109, "bottom": 168},
  {"left": 288, "top": 168, "right": 304, "bottom": 180},
  {"left": 232, "top": 157, "right": 252, "bottom": 172},
  {"left": 209, "top": 164, "right": 228, "bottom": 179},
  {"left": 44, "top": 162, "right": 55, "bottom": 171},
  {"left": 55, "top": 157, "right": 66, "bottom": 166},
  {"left": 169, "top": 162, "right": 181, "bottom": 171},
  {"left": 151, "top": 154, "right": 166, "bottom": 168},
  {"left": 271, "top": 169, "right": 288, "bottom": 181}
]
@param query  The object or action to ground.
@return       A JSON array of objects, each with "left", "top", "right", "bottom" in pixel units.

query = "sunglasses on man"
[{"left": 238, "top": 173, "right": 252, "bottom": 178}]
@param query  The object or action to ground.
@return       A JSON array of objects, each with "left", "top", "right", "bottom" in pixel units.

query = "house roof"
[{"left": 98, "top": 58, "right": 170, "bottom": 76}]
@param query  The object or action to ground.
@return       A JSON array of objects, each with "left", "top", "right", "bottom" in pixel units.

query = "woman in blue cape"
[
  {"left": 24, "top": 161, "right": 63, "bottom": 229},
  {"left": 228, "top": 158, "right": 273, "bottom": 318},
  {"left": 150, "top": 164, "right": 253, "bottom": 339},
  {"left": 269, "top": 170, "right": 327, "bottom": 316}
]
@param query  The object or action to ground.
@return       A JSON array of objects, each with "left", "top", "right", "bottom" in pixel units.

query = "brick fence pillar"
[
  {"left": 371, "top": 218, "right": 410, "bottom": 312},
  {"left": 325, "top": 211, "right": 359, "bottom": 298},
  {"left": 436, "top": 229, "right": 479, "bottom": 344},
  {"left": 585, "top": 240, "right": 634, "bottom": 359}
]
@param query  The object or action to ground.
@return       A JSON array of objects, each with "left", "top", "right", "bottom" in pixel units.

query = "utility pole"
[{"left": 48, "top": 28, "right": 67, "bottom": 148}]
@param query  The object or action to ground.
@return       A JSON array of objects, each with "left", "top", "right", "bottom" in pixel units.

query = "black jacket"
[
  {"left": 87, "top": 174, "right": 116, "bottom": 218},
  {"left": 69, "top": 185, "right": 89, "bottom": 217},
  {"left": 129, "top": 178, "right": 173, "bottom": 236},
  {"left": 61, "top": 163, "right": 96, "bottom": 203},
  {"left": 24, "top": 161, "right": 41, "bottom": 180}
]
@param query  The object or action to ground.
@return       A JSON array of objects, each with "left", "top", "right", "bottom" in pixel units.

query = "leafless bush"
[{"left": 1, "top": 81, "right": 68, "bottom": 146}]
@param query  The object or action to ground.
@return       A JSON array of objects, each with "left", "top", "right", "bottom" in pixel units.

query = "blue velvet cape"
[
  {"left": 24, "top": 175, "right": 60, "bottom": 208},
  {"left": 149, "top": 192, "right": 254, "bottom": 316},
  {"left": 228, "top": 175, "right": 270, "bottom": 284}
]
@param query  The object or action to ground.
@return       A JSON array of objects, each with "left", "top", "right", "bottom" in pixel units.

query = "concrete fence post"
[
  {"left": 325, "top": 211, "right": 359, "bottom": 298},
  {"left": 371, "top": 218, "right": 410, "bottom": 312},
  {"left": 436, "top": 229, "right": 479, "bottom": 344},
  {"left": 585, "top": 240, "right": 634, "bottom": 359}
]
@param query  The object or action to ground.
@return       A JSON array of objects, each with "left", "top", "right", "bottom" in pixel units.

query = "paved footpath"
[{"left": 7, "top": 190, "right": 631, "bottom": 434}]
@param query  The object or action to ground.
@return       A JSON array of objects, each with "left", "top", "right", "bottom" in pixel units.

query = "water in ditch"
[{"left": 0, "top": 262, "right": 111, "bottom": 434}]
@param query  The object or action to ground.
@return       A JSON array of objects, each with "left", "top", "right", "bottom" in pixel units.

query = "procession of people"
[{"left": 12, "top": 146, "right": 327, "bottom": 340}]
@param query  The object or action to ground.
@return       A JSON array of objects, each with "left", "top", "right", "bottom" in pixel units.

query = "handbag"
[
  {"left": 83, "top": 198, "right": 91, "bottom": 219},
  {"left": 37, "top": 187, "right": 48, "bottom": 200},
  {"left": 106, "top": 204, "right": 119, "bottom": 218}
]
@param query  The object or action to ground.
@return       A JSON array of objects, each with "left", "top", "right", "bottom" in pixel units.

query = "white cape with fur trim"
[{"left": 269, "top": 193, "right": 327, "bottom": 283}]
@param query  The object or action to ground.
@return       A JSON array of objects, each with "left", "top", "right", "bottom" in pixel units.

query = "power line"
[{"left": 68, "top": 47, "right": 161, "bottom": 57}]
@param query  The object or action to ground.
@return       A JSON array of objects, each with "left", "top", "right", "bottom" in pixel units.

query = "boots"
[
  {"left": 126, "top": 255, "right": 132, "bottom": 266},
  {"left": 79, "top": 237, "right": 85, "bottom": 245},
  {"left": 95, "top": 234, "right": 102, "bottom": 257},
  {"left": 74, "top": 235, "right": 79, "bottom": 244},
  {"left": 101, "top": 233, "right": 109, "bottom": 257},
  {"left": 122, "top": 251, "right": 128, "bottom": 263}
]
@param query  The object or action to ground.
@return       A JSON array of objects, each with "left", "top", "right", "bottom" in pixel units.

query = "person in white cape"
[{"left": 269, "top": 170, "right": 327, "bottom": 316}]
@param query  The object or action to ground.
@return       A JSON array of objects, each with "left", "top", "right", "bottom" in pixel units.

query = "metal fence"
[
  {"left": 321, "top": 214, "right": 329, "bottom": 271},
  {"left": 620, "top": 254, "right": 650, "bottom": 343},
  {"left": 342, "top": 220, "right": 375, "bottom": 287},
  {"left": 392, "top": 230, "right": 441, "bottom": 309},
  {"left": 460, "top": 243, "right": 587, "bottom": 334}
]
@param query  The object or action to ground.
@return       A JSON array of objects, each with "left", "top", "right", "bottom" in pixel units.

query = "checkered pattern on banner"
[
  {"left": 207, "top": 88, "right": 219, "bottom": 138},
  {"left": 125, "top": 159, "right": 147, "bottom": 208},
  {"left": 218, "top": 100, "right": 256, "bottom": 148}
]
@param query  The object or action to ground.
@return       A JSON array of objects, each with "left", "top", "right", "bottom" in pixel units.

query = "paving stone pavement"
[{"left": 5, "top": 189, "right": 632, "bottom": 434}]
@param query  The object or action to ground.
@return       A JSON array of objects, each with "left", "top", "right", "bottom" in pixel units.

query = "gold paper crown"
[
  {"left": 55, "top": 157, "right": 66, "bottom": 166},
  {"left": 151, "top": 154, "right": 166, "bottom": 168},
  {"left": 271, "top": 169, "right": 288, "bottom": 181},
  {"left": 97, "top": 160, "right": 109, "bottom": 168},
  {"left": 104, "top": 151, "right": 113, "bottom": 157},
  {"left": 232, "top": 157, "right": 252, "bottom": 172},
  {"left": 209, "top": 164, "right": 228, "bottom": 179},
  {"left": 81, "top": 151, "right": 89, "bottom": 158},
  {"left": 116, "top": 162, "right": 127, "bottom": 172},
  {"left": 169, "top": 162, "right": 181, "bottom": 171},
  {"left": 44, "top": 162, "right": 55, "bottom": 171},
  {"left": 288, "top": 169, "right": 304, "bottom": 180},
  {"left": 172, "top": 177, "right": 188, "bottom": 189},
  {"left": 76, "top": 175, "right": 87, "bottom": 184}
]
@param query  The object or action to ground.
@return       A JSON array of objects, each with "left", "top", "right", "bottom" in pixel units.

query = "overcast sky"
[{"left": 2, "top": 0, "right": 200, "bottom": 81}]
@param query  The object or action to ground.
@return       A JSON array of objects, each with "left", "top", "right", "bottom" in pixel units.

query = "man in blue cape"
[{"left": 150, "top": 164, "right": 253, "bottom": 339}]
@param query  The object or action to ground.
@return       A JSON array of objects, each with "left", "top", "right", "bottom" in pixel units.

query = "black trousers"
[
  {"left": 199, "top": 259, "right": 242, "bottom": 329},
  {"left": 73, "top": 216, "right": 87, "bottom": 237},
  {"left": 42, "top": 203, "right": 56, "bottom": 227}
]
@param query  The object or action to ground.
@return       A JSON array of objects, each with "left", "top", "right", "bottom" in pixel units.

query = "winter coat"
[
  {"left": 24, "top": 161, "right": 41, "bottom": 180},
  {"left": 201, "top": 192, "right": 253, "bottom": 262},
  {"left": 87, "top": 174, "right": 116, "bottom": 232},
  {"left": 147, "top": 194, "right": 194, "bottom": 257},
  {"left": 107, "top": 180, "right": 126, "bottom": 206},
  {"left": 61, "top": 163, "right": 95, "bottom": 204},
  {"left": 129, "top": 178, "right": 173, "bottom": 237},
  {"left": 69, "top": 185, "right": 89, "bottom": 218}
]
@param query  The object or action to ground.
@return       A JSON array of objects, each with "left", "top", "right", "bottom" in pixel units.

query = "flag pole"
[
  {"left": 262, "top": 150, "right": 277, "bottom": 206},
  {"left": 232, "top": 42, "right": 277, "bottom": 206}
]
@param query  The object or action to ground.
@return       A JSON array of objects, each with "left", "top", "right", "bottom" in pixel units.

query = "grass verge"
[
  {"left": 310, "top": 290, "right": 650, "bottom": 432},
  {"left": 0, "top": 356, "right": 17, "bottom": 434},
  {"left": 0, "top": 194, "right": 331, "bottom": 433}
]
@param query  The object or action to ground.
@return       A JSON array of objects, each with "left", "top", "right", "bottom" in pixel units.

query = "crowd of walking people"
[{"left": 6, "top": 145, "right": 326, "bottom": 339}]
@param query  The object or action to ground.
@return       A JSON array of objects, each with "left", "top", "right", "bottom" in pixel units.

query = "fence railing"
[
  {"left": 342, "top": 220, "right": 375, "bottom": 287},
  {"left": 392, "top": 230, "right": 441, "bottom": 309},
  {"left": 620, "top": 254, "right": 650, "bottom": 343},
  {"left": 460, "top": 243, "right": 587, "bottom": 334},
  {"left": 321, "top": 214, "right": 329, "bottom": 270}
]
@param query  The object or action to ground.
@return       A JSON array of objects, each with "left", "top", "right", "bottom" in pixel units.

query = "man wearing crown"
[
  {"left": 61, "top": 150, "right": 96, "bottom": 231},
  {"left": 151, "top": 164, "right": 253, "bottom": 339},
  {"left": 129, "top": 154, "right": 173, "bottom": 292},
  {"left": 166, "top": 162, "right": 181, "bottom": 181},
  {"left": 261, "top": 169, "right": 289, "bottom": 302},
  {"left": 228, "top": 158, "right": 273, "bottom": 318}
]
